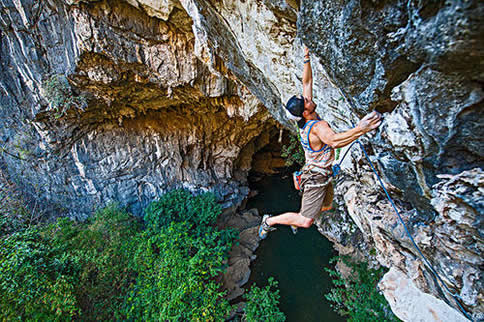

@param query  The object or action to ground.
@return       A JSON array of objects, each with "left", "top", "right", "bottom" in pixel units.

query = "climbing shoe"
[
  {"left": 290, "top": 225, "right": 298, "bottom": 235},
  {"left": 258, "top": 214, "right": 276, "bottom": 239}
]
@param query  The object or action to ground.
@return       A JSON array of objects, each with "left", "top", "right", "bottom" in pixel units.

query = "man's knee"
[{"left": 301, "top": 217, "right": 314, "bottom": 228}]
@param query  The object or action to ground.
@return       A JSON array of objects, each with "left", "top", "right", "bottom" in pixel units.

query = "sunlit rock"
[{"left": 379, "top": 267, "right": 468, "bottom": 322}]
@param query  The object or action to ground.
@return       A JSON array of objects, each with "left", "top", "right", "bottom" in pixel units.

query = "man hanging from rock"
[{"left": 258, "top": 46, "right": 383, "bottom": 239}]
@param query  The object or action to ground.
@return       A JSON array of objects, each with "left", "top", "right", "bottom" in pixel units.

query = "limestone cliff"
[
  {"left": 0, "top": 0, "right": 482, "bottom": 320},
  {"left": 0, "top": 0, "right": 279, "bottom": 217}
]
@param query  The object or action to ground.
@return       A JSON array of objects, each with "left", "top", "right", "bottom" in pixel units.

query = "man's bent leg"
[{"left": 266, "top": 212, "right": 314, "bottom": 228}]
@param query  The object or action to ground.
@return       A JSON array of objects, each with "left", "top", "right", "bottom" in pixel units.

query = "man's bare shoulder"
[{"left": 314, "top": 120, "right": 331, "bottom": 130}]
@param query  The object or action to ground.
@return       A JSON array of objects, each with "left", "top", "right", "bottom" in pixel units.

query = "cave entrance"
[
  {"left": 248, "top": 127, "right": 291, "bottom": 176},
  {"left": 245, "top": 126, "right": 299, "bottom": 179},
  {"left": 233, "top": 125, "right": 298, "bottom": 193}
]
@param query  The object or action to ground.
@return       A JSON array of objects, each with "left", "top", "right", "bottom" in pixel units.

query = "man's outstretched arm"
[
  {"left": 302, "top": 46, "right": 312, "bottom": 100},
  {"left": 314, "top": 111, "right": 383, "bottom": 149}
]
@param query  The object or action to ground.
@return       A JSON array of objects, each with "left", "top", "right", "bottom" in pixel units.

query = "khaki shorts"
[{"left": 300, "top": 171, "right": 334, "bottom": 219}]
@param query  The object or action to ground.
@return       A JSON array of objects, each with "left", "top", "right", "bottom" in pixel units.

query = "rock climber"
[{"left": 258, "top": 46, "right": 383, "bottom": 239}]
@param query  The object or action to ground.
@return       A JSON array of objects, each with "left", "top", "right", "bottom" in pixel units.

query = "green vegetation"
[
  {"left": 42, "top": 74, "right": 87, "bottom": 118},
  {"left": 281, "top": 129, "right": 342, "bottom": 166},
  {"left": 0, "top": 189, "right": 284, "bottom": 320},
  {"left": 281, "top": 131, "right": 305, "bottom": 167},
  {"left": 124, "top": 190, "right": 238, "bottom": 320},
  {"left": 324, "top": 256, "right": 400, "bottom": 322},
  {"left": 335, "top": 147, "right": 341, "bottom": 161},
  {"left": 0, "top": 205, "right": 140, "bottom": 320},
  {"left": 244, "top": 277, "right": 286, "bottom": 322}
]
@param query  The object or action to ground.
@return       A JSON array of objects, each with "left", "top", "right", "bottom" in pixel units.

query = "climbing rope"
[{"left": 332, "top": 138, "right": 473, "bottom": 321}]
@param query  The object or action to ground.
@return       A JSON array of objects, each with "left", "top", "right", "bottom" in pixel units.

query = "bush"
[
  {"left": 46, "top": 204, "right": 141, "bottom": 319},
  {"left": 123, "top": 222, "right": 236, "bottom": 320},
  {"left": 324, "top": 256, "right": 400, "bottom": 322},
  {"left": 0, "top": 204, "right": 140, "bottom": 320},
  {"left": 42, "top": 74, "right": 87, "bottom": 118},
  {"left": 144, "top": 189, "right": 221, "bottom": 231},
  {"left": 0, "top": 228, "right": 79, "bottom": 320},
  {"left": 281, "top": 132, "right": 305, "bottom": 167},
  {"left": 243, "top": 277, "right": 286, "bottom": 322},
  {"left": 123, "top": 190, "right": 238, "bottom": 320}
]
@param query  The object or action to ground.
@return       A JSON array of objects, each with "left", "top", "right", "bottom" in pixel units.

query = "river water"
[{"left": 245, "top": 173, "right": 346, "bottom": 322}]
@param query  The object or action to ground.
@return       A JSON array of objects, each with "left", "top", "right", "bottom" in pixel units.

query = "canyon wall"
[{"left": 0, "top": 0, "right": 482, "bottom": 320}]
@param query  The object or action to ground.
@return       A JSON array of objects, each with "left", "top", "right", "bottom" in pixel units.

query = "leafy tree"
[
  {"left": 144, "top": 189, "right": 222, "bottom": 230},
  {"left": 0, "top": 204, "right": 140, "bottom": 320},
  {"left": 0, "top": 228, "right": 79, "bottom": 320},
  {"left": 324, "top": 256, "right": 400, "bottom": 322},
  {"left": 243, "top": 277, "right": 286, "bottom": 322},
  {"left": 47, "top": 204, "right": 141, "bottom": 319},
  {"left": 123, "top": 221, "right": 236, "bottom": 320}
]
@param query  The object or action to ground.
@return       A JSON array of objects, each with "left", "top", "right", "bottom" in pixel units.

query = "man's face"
[{"left": 300, "top": 95, "right": 317, "bottom": 116}]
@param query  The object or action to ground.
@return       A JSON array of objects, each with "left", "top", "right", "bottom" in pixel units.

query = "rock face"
[
  {"left": 1, "top": 0, "right": 483, "bottom": 320},
  {"left": 0, "top": 0, "right": 278, "bottom": 217},
  {"left": 298, "top": 1, "right": 483, "bottom": 320},
  {"left": 217, "top": 208, "right": 261, "bottom": 301},
  {"left": 379, "top": 267, "right": 468, "bottom": 322}
]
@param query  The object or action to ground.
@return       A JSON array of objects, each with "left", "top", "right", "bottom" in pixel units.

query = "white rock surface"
[{"left": 379, "top": 267, "right": 468, "bottom": 322}]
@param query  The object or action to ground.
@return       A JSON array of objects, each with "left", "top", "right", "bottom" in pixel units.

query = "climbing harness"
[{"left": 331, "top": 136, "right": 474, "bottom": 321}]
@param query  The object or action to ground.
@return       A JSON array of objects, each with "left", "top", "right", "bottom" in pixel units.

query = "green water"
[{"left": 245, "top": 174, "right": 346, "bottom": 322}]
